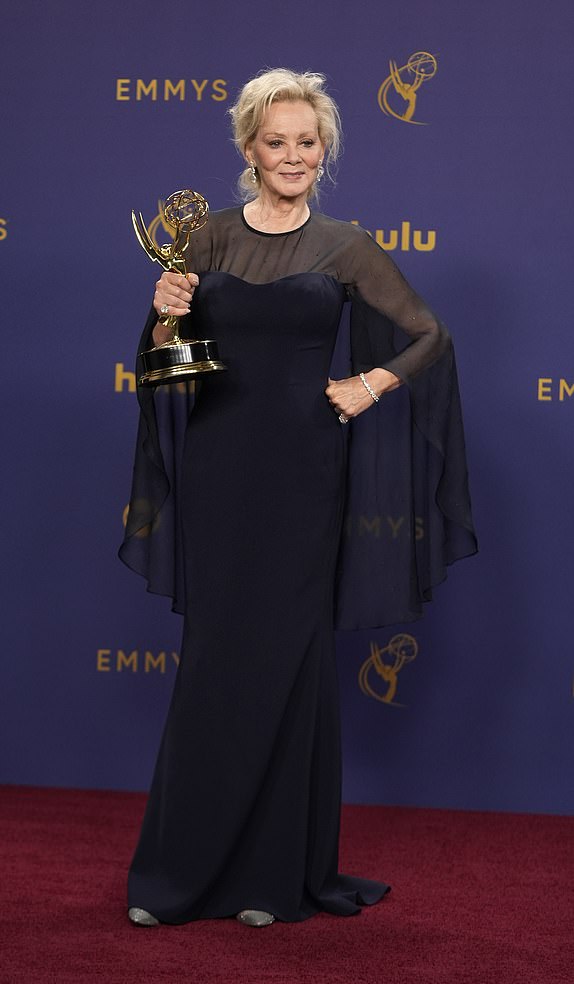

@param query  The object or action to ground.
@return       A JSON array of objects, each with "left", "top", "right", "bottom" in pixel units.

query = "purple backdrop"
[{"left": 1, "top": 0, "right": 572, "bottom": 814}]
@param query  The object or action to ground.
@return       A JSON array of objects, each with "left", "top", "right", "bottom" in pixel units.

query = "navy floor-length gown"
[{"left": 120, "top": 208, "right": 477, "bottom": 923}]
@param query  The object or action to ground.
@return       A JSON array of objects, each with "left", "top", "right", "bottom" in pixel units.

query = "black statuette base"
[{"left": 139, "top": 338, "right": 226, "bottom": 386}]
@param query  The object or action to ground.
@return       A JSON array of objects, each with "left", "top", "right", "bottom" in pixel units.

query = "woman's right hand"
[{"left": 153, "top": 271, "right": 199, "bottom": 319}]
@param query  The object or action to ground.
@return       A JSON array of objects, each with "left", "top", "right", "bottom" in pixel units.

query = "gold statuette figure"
[{"left": 131, "top": 189, "right": 226, "bottom": 386}]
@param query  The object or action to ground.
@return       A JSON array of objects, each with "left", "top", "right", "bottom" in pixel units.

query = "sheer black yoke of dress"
[
  {"left": 186, "top": 207, "right": 447, "bottom": 381},
  {"left": 119, "top": 208, "right": 476, "bottom": 925}
]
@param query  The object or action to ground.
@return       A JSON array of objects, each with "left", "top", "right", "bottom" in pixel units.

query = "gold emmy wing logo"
[
  {"left": 359, "top": 634, "right": 418, "bottom": 707},
  {"left": 147, "top": 200, "right": 176, "bottom": 250},
  {"left": 378, "top": 51, "right": 438, "bottom": 124}
]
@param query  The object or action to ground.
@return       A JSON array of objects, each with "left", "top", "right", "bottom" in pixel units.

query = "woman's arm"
[{"left": 326, "top": 225, "right": 449, "bottom": 420}]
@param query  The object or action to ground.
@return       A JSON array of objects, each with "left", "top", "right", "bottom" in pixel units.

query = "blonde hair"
[{"left": 228, "top": 68, "right": 342, "bottom": 199}]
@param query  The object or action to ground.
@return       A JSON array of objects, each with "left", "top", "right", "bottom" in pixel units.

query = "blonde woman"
[{"left": 122, "top": 68, "right": 475, "bottom": 928}]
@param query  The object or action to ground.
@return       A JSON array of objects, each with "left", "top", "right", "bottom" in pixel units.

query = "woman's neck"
[{"left": 243, "top": 195, "right": 310, "bottom": 233}]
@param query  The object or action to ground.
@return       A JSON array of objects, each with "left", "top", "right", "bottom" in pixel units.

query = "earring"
[
  {"left": 249, "top": 161, "right": 258, "bottom": 184},
  {"left": 317, "top": 159, "right": 324, "bottom": 183}
]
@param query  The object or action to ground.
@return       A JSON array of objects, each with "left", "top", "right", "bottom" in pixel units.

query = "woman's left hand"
[{"left": 325, "top": 368, "right": 400, "bottom": 421}]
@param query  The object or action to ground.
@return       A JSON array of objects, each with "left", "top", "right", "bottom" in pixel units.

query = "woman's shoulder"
[
  {"left": 311, "top": 210, "right": 371, "bottom": 243},
  {"left": 309, "top": 212, "right": 378, "bottom": 269},
  {"left": 190, "top": 206, "right": 242, "bottom": 254},
  {"left": 208, "top": 206, "right": 243, "bottom": 227},
  {"left": 309, "top": 211, "right": 395, "bottom": 283}
]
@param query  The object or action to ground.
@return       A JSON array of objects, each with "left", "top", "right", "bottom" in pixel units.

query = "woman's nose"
[{"left": 284, "top": 145, "right": 302, "bottom": 163}]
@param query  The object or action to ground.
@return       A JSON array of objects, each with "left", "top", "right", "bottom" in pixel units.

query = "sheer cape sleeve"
[
  {"left": 334, "top": 294, "right": 477, "bottom": 628},
  {"left": 118, "top": 307, "right": 194, "bottom": 614},
  {"left": 333, "top": 225, "right": 477, "bottom": 628},
  {"left": 119, "top": 209, "right": 477, "bottom": 627}
]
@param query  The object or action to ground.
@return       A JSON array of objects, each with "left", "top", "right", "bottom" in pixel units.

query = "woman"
[{"left": 121, "top": 69, "right": 476, "bottom": 928}]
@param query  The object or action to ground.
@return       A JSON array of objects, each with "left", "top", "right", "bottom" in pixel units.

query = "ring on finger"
[
  {"left": 338, "top": 412, "right": 349, "bottom": 424},
  {"left": 160, "top": 304, "right": 169, "bottom": 315}
]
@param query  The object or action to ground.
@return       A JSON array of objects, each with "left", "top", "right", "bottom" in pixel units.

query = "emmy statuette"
[{"left": 131, "top": 189, "right": 226, "bottom": 386}]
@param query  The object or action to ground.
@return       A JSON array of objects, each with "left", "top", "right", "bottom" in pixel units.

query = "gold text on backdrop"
[
  {"left": 116, "top": 79, "right": 227, "bottom": 101},
  {"left": 351, "top": 219, "right": 436, "bottom": 252},
  {"left": 96, "top": 649, "right": 180, "bottom": 673},
  {"left": 114, "top": 363, "right": 192, "bottom": 394},
  {"left": 537, "top": 378, "right": 574, "bottom": 401},
  {"left": 344, "top": 514, "right": 424, "bottom": 541}
]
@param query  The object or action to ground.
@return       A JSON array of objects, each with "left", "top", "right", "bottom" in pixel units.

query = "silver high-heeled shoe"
[
  {"left": 236, "top": 909, "right": 275, "bottom": 927},
  {"left": 128, "top": 907, "right": 160, "bottom": 927}
]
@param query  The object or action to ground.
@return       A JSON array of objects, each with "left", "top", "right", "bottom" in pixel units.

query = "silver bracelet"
[{"left": 359, "top": 372, "right": 380, "bottom": 403}]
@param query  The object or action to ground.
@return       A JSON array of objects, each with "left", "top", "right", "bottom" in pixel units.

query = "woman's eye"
[
  {"left": 301, "top": 140, "right": 315, "bottom": 147},
  {"left": 268, "top": 140, "right": 282, "bottom": 148}
]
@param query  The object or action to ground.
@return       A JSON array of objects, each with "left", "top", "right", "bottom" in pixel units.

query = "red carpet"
[{"left": 1, "top": 787, "right": 572, "bottom": 984}]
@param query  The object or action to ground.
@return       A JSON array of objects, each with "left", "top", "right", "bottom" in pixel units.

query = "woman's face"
[{"left": 247, "top": 100, "right": 324, "bottom": 202}]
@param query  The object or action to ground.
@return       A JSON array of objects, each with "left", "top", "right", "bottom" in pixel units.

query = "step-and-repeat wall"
[{"left": 2, "top": 0, "right": 572, "bottom": 814}]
